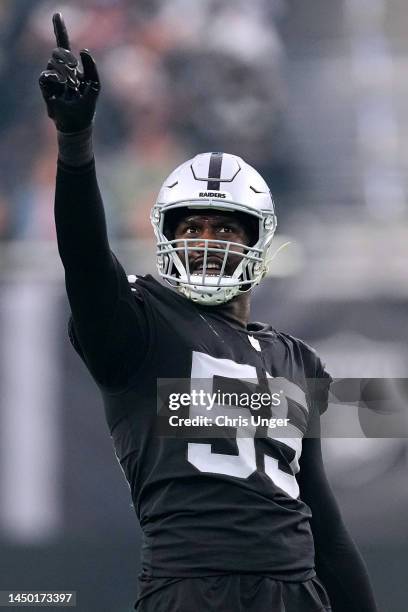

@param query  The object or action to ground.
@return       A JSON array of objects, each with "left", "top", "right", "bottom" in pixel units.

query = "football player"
[{"left": 39, "top": 13, "right": 379, "bottom": 612}]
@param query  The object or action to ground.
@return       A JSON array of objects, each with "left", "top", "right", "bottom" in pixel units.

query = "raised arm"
[{"left": 39, "top": 13, "right": 148, "bottom": 390}]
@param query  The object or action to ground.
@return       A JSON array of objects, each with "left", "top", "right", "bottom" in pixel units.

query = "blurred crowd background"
[{"left": 0, "top": 1, "right": 407, "bottom": 611}]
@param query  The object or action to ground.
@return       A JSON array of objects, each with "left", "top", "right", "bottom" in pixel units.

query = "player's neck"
[{"left": 213, "top": 293, "right": 251, "bottom": 328}]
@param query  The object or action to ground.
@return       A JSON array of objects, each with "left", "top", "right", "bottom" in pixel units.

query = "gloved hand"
[{"left": 39, "top": 13, "right": 100, "bottom": 133}]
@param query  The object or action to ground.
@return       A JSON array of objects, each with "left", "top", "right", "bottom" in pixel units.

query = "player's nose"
[{"left": 194, "top": 227, "right": 220, "bottom": 246}]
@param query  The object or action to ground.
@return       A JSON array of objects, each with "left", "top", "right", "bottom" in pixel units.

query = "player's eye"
[
  {"left": 185, "top": 226, "right": 199, "bottom": 234},
  {"left": 217, "top": 225, "right": 234, "bottom": 233}
]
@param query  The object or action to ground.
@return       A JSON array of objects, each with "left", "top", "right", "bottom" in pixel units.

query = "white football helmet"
[{"left": 150, "top": 152, "right": 277, "bottom": 305}]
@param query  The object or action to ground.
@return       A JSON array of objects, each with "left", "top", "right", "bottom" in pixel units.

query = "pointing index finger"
[{"left": 52, "top": 12, "right": 71, "bottom": 50}]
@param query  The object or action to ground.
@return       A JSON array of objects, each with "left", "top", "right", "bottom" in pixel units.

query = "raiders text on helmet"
[
  {"left": 198, "top": 191, "right": 227, "bottom": 198},
  {"left": 150, "top": 152, "right": 277, "bottom": 305}
]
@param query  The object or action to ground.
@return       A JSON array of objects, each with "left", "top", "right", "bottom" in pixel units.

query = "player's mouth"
[{"left": 191, "top": 257, "right": 225, "bottom": 276}]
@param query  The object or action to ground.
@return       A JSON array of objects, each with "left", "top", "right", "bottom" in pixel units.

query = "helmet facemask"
[{"left": 151, "top": 202, "right": 276, "bottom": 305}]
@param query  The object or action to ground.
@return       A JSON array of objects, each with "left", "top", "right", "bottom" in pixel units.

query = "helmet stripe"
[{"left": 207, "top": 152, "right": 223, "bottom": 190}]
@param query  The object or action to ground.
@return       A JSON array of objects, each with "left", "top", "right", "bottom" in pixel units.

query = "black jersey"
[
  {"left": 69, "top": 274, "right": 331, "bottom": 581},
  {"left": 58, "top": 161, "right": 378, "bottom": 612}
]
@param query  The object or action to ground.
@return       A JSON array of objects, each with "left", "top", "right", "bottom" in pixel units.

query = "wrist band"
[{"left": 57, "top": 125, "right": 94, "bottom": 166}]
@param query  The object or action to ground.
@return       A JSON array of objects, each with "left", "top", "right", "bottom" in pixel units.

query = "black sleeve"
[
  {"left": 298, "top": 412, "right": 379, "bottom": 612},
  {"left": 55, "top": 159, "right": 150, "bottom": 391},
  {"left": 303, "top": 346, "right": 332, "bottom": 421},
  {"left": 313, "top": 356, "right": 332, "bottom": 416}
]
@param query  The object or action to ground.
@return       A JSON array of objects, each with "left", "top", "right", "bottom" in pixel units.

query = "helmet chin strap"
[{"left": 180, "top": 282, "right": 240, "bottom": 305}]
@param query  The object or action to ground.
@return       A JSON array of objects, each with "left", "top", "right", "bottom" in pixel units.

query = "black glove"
[{"left": 39, "top": 13, "right": 100, "bottom": 133}]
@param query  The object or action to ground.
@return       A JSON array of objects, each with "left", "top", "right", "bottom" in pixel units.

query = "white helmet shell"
[{"left": 151, "top": 152, "right": 277, "bottom": 305}]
